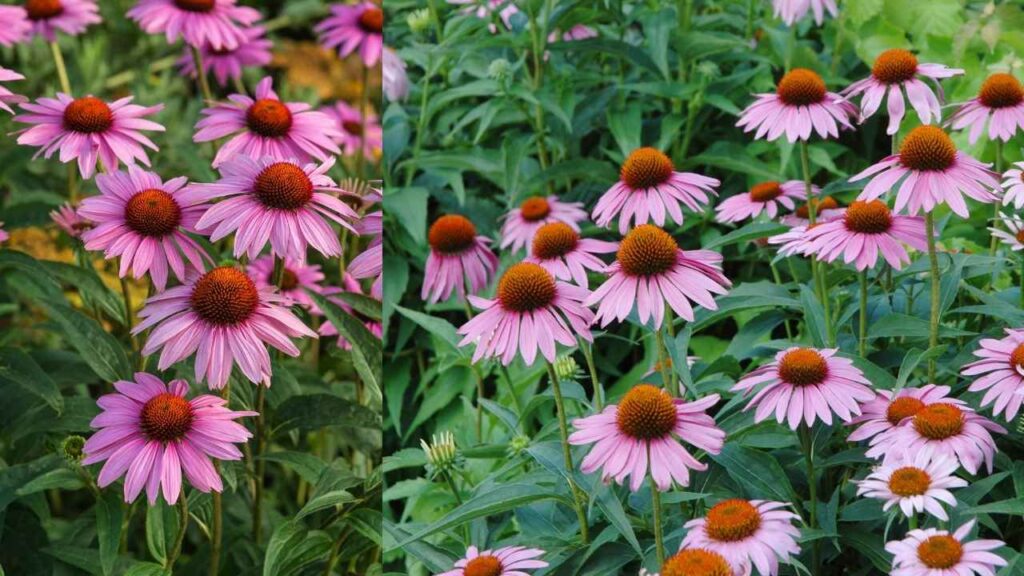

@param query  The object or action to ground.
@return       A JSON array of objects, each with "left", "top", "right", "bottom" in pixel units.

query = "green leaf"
[
  {"left": 799, "top": 285, "right": 828, "bottom": 348},
  {"left": 123, "top": 563, "right": 170, "bottom": 576},
  {"left": 275, "top": 393, "right": 381, "bottom": 432},
  {"left": 145, "top": 500, "right": 176, "bottom": 565},
  {"left": 382, "top": 521, "right": 454, "bottom": 573},
  {"left": 306, "top": 290, "right": 382, "bottom": 402},
  {"left": 867, "top": 313, "right": 972, "bottom": 339},
  {"left": 33, "top": 299, "right": 132, "bottom": 383},
  {"left": 40, "top": 260, "right": 125, "bottom": 322},
  {"left": 0, "top": 347, "right": 63, "bottom": 413},
  {"left": 967, "top": 498, "right": 1024, "bottom": 516},
  {"left": 0, "top": 455, "right": 61, "bottom": 513},
  {"left": 395, "top": 305, "right": 464, "bottom": 353},
  {"left": 895, "top": 346, "right": 946, "bottom": 389},
  {"left": 703, "top": 221, "right": 789, "bottom": 251},
  {"left": 382, "top": 187, "right": 428, "bottom": 244},
  {"left": 96, "top": 490, "right": 123, "bottom": 576},
  {"left": 295, "top": 489, "right": 354, "bottom": 520},
  {"left": 710, "top": 444, "right": 798, "bottom": 503},
  {"left": 15, "top": 468, "right": 83, "bottom": 496},
  {"left": 263, "top": 520, "right": 305, "bottom": 576},
  {"left": 258, "top": 451, "right": 327, "bottom": 485},
  {"left": 331, "top": 292, "right": 382, "bottom": 321}
]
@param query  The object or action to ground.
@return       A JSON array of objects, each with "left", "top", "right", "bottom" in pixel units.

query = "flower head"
[
  {"left": 316, "top": 1, "right": 382, "bottom": 67},
  {"left": 988, "top": 212, "right": 1024, "bottom": 252},
  {"left": 588, "top": 225, "right": 730, "bottom": 328},
  {"left": 422, "top": 214, "right": 498, "bottom": 304},
  {"left": 82, "top": 372, "right": 257, "bottom": 504},
  {"left": 176, "top": 25, "right": 272, "bottom": 87},
  {"left": 0, "top": 67, "right": 26, "bottom": 114},
  {"left": 779, "top": 192, "right": 833, "bottom": 227},
  {"left": 15, "top": 94, "right": 165, "bottom": 179},
  {"left": 319, "top": 273, "right": 382, "bottom": 350},
  {"left": 421, "top": 431, "right": 459, "bottom": 477},
  {"left": 715, "top": 181, "right": 805, "bottom": 224},
  {"left": 50, "top": 202, "right": 90, "bottom": 238},
  {"left": 771, "top": 0, "right": 837, "bottom": 26},
  {"left": 247, "top": 255, "right": 336, "bottom": 311},
  {"left": 856, "top": 452, "right": 966, "bottom": 521},
  {"left": 128, "top": 0, "right": 260, "bottom": 50},
  {"left": 348, "top": 210, "right": 382, "bottom": 295},
  {"left": 950, "top": 72, "right": 1024, "bottom": 143},
  {"left": 1000, "top": 161, "right": 1024, "bottom": 209},
  {"left": 732, "top": 347, "right": 875, "bottom": 429},
  {"left": 524, "top": 222, "right": 616, "bottom": 289},
  {"left": 961, "top": 329, "right": 1024, "bottom": 420},
  {"left": 847, "top": 385, "right": 962, "bottom": 444},
  {"left": 133, "top": 266, "right": 317, "bottom": 389},
  {"left": 851, "top": 125, "right": 999, "bottom": 217},
  {"left": 737, "top": 68, "right": 856, "bottom": 142},
  {"left": 886, "top": 520, "right": 1007, "bottom": 576},
  {"left": 0, "top": 6, "right": 31, "bottom": 46},
  {"left": 78, "top": 166, "right": 212, "bottom": 290},
  {"left": 801, "top": 200, "right": 928, "bottom": 270},
  {"left": 593, "top": 147, "right": 719, "bottom": 234},
  {"left": 194, "top": 77, "right": 341, "bottom": 167},
  {"left": 20, "top": 0, "right": 101, "bottom": 41},
  {"left": 501, "top": 195, "right": 588, "bottom": 253},
  {"left": 569, "top": 386, "right": 724, "bottom": 491},
  {"left": 322, "top": 101, "right": 382, "bottom": 161},
  {"left": 383, "top": 47, "right": 409, "bottom": 102},
  {"left": 436, "top": 545, "right": 547, "bottom": 576},
  {"left": 657, "top": 549, "right": 750, "bottom": 576},
  {"left": 681, "top": 499, "right": 801, "bottom": 576}
]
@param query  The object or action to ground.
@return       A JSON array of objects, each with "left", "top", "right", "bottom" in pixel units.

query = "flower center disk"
[
  {"left": 125, "top": 189, "right": 182, "bottom": 237},
  {"left": 661, "top": 549, "right": 733, "bottom": 576},
  {"left": 776, "top": 68, "right": 827, "bottom": 106},
  {"left": 140, "top": 393, "right": 194, "bottom": 442},
  {"left": 25, "top": 0, "right": 63, "bottom": 19},
  {"left": 532, "top": 221, "right": 579, "bottom": 259},
  {"left": 899, "top": 126, "right": 956, "bottom": 172},
  {"left": 519, "top": 197, "right": 551, "bottom": 221},
  {"left": 886, "top": 396, "right": 925, "bottom": 426},
  {"left": 705, "top": 499, "right": 762, "bottom": 542},
  {"left": 979, "top": 73, "right": 1024, "bottom": 108},
  {"left": 617, "top": 224, "right": 678, "bottom": 277},
  {"left": 428, "top": 214, "right": 477, "bottom": 254},
  {"left": 1010, "top": 344, "right": 1024, "bottom": 371},
  {"left": 253, "top": 162, "right": 314, "bottom": 210},
  {"left": 358, "top": 7, "right": 384, "bottom": 33},
  {"left": 174, "top": 0, "right": 215, "bottom": 12},
  {"left": 796, "top": 196, "right": 838, "bottom": 219},
  {"left": 749, "top": 181, "right": 782, "bottom": 202},
  {"left": 190, "top": 267, "right": 260, "bottom": 326},
  {"left": 872, "top": 49, "right": 919, "bottom": 84},
  {"left": 615, "top": 384, "right": 677, "bottom": 440},
  {"left": 463, "top": 555, "right": 502, "bottom": 576},
  {"left": 497, "top": 262, "right": 556, "bottom": 313},
  {"left": 844, "top": 200, "right": 892, "bottom": 234},
  {"left": 917, "top": 535, "right": 963, "bottom": 569},
  {"left": 1016, "top": 230, "right": 1024, "bottom": 245},
  {"left": 777, "top": 348, "right": 828, "bottom": 386},
  {"left": 246, "top": 98, "right": 293, "bottom": 138},
  {"left": 63, "top": 97, "right": 114, "bottom": 134},
  {"left": 621, "top": 147, "right": 674, "bottom": 190},
  {"left": 888, "top": 466, "right": 931, "bottom": 496},
  {"left": 341, "top": 120, "right": 364, "bottom": 136},
  {"left": 912, "top": 403, "right": 964, "bottom": 440},
  {"left": 278, "top": 269, "right": 299, "bottom": 291}
]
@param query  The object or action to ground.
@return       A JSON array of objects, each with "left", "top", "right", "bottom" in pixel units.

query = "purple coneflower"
[
  {"left": 848, "top": 385, "right": 962, "bottom": 444},
  {"left": 247, "top": 255, "right": 335, "bottom": 310},
  {"left": 322, "top": 101, "right": 382, "bottom": 161},
  {"left": 422, "top": 214, "right": 498, "bottom": 304},
  {"left": 436, "top": 545, "right": 548, "bottom": 576},
  {"left": 737, "top": 68, "right": 856, "bottom": 142},
  {"left": 50, "top": 202, "right": 90, "bottom": 238},
  {"left": 654, "top": 549, "right": 751, "bottom": 576},
  {"left": 319, "top": 274, "right": 382, "bottom": 350},
  {"left": 548, "top": 24, "right": 597, "bottom": 43},
  {"left": 800, "top": 200, "right": 928, "bottom": 270},
  {"left": 856, "top": 452, "right": 965, "bottom": 521},
  {"left": 778, "top": 192, "right": 832, "bottom": 227},
  {"left": 886, "top": 520, "right": 1006, "bottom": 576},
  {"left": 348, "top": 210, "right": 382, "bottom": 293},
  {"left": 715, "top": 181, "right": 804, "bottom": 224},
  {"left": 961, "top": 329, "right": 1024, "bottom": 420},
  {"left": 1000, "top": 161, "right": 1024, "bottom": 209},
  {"left": 772, "top": 0, "right": 837, "bottom": 26},
  {"left": 500, "top": 195, "right": 587, "bottom": 253},
  {"left": 524, "top": 222, "right": 616, "bottom": 289},
  {"left": 0, "top": 67, "right": 26, "bottom": 114},
  {"left": 988, "top": 212, "right": 1024, "bottom": 252},
  {"left": 128, "top": 0, "right": 260, "bottom": 50},
  {"left": 382, "top": 48, "right": 409, "bottom": 102},
  {"left": 0, "top": 6, "right": 30, "bottom": 46},
  {"left": 950, "top": 73, "right": 1024, "bottom": 144},
  {"left": 21, "top": 0, "right": 101, "bottom": 41},
  {"left": 681, "top": 499, "right": 801, "bottom": 576},
  {"left": 0, "top": 224, "right": 8, "bottom": 244},
  {"left": 316, "top": 2, "right": 383, "bottom": 67},
  {"left": 82, "top": 372, "right": 256, "bottom": 504},
  {"left": 177, "top": 25, "right": 272, "bottom": 87}
]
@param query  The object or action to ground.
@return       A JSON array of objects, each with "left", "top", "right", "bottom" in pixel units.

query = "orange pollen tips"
[
  {"left": 872, "top": 49, "right": 919, "bottom": 84},
  {"left": 174, "top": 0, "right": 215, "bottom": 12},
  {"left": 617, "top": 224, "right": 678, "bottom": 277},
  {"left": 246, "top": 98, "right": 293, "bottom": 137},
  {"left": 661, "top": 549, "right": 733, "bottom": 576},
  {"left": 519, "top": 197, "right": 551, "bottom": 221},
  {"left": 342, "top": 120, "right": 364, "bottom": 136},
  {"left": 1016, "top": 229, "right": 1024, "bottom": 245},
  {"left": 497, "top": 262, "right": 556, "bottom": 313},
  {"left": 254, "top": 162, "right": 314, "bottom": 210},
  {"left": 358, "top": 7, "right": 384, "bottom": 33},
  {"left": 917, "top": 535, "right": 964, "bottom": 569},
  {"left": 979, "top": 73, "right": 1024, "bottom": 109},
  {"left": 25, "top": 0, "right": 63, "bottom": 19},
  {"left": 621, "top": 147, "right": 674, "bottom": 190},
  {"left": 899, "top": 126, "right": 956, "bottom": 172},
  {"left": 463, "top": 555, "right": 502, "bottom": 576},
  {"left": 125, "top": 189, "right": 182, "bottom": 237},
  {"left": 777, "top": 348, "right": 828, "bottom": 386},
  {"left": 532, "top": 221, "right": 579, "bottom": 259},
  {"left": 844, "top": 200, "right": 892, "bottom": 234},
  {"left": 278, "top": 269, "right": 299, "bottom": 291},
  {"left": 616, "top": 384, "right": 677, "bottom": 440},
  {"left": 796, "top": 196, "right": 837, "bottom": 219},
  {"left": 63, "top": 96, "right": 114, "bottom": 134},
  {"left": 190, "top": 267, "right": 260, "bottom": 326},
  {"left": 888, "top": 466, "right": 931, "bottom": 496},
  {"left": 140, "top": 393, "right": 194, "bottom": 442},
  {"left": 750, "top": 181, "right": 783, "bottom": 202},
  {"left": 428, "top": 214, "right": 477, "bottom": 254},
  {"left": 705, "top": 499, "right": 762, "bottom": 542},
  {"left": 912, "top": 403, "right": 965, "bottom": 440},
  {"left": 886, "top": 397, "right": 925, "bottom": 426},
  {"left": 776, "top": 68, "right": 827, "bottom": 106},
  {"left": 1010, "top": 344, "right": 1024, "bottom": 370}
]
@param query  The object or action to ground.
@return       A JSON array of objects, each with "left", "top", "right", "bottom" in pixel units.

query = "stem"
[
  {"left": 580, "top": 342, "right": 603, "bottom": 410},
  {"left": 649, "top": 464, "right": 665, "bottom": 567},
  {"left": 403, "top": 71, "right": 432, "bottom": 186},
  {"left": 120, "top": 277, "right": 138, "bottom": 359},
  {"left": 799, "top": 425, "right": 819, "bottom": 572},
  {"left": 66, "top": 164, "right": 79, "bottom": 203},
  {"left": 990, "top": 139, "right": 1004, "bottom": 256},
  {"left": 769, "top": 258, "right": 794, "bottom": 339},
  {"left": 908, "top": 515, "right": 918, "bottom": 531},
  {"left": 859, "top": 269, "right": 868, "bottom": 357},
  {"left": 654, "top": 326, "right": 675, "bottom": 396},
  {"left": 527, "top": 5, "right": 553, "bottom": 194},
  {"left": 546, "top": 362, "right": 590, "bottom": 544},
  {"left": 191, "top": 46, "right": 214, "bottom": 103},
  {"left": 252, "top": 384, "right": 266, "bottom": 542},
  {"left": 820, "top": 262, "right": 833, "bottom": 346},
  {"left": 165, "top": 492, "right": 189, "bottom": 571},
  {"left": 462, "top": 299, "right": 485, "bottom": 439},
  {"left": 322, "top": 527, "right": 351, "bottom": 576},
  {"left": 799, "top": 141, "right": 817, "bottom": 225},
  {"left": 50, "top": 41, "right": 72, "bottom": 94},
  {"left": 925, "top": 213, "right": 940, "bottom": 381},
  {"left": 210, "top": 485, "right": 222, "bottom": 576}
]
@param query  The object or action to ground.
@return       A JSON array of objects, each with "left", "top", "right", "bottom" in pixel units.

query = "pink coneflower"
[
  {"left": 15, "top": 94, "right": 165, "bottom": 179},
  {"left": 962, "top": 329, "right": 1024, "bottom": 420},
  {"left": 989, "top": 212, "right": 1024, "bottom": 252},
  {"left": 81, "top": 372, "right": 256, "bottom": 504},
  {"left": 322, "top": 101, "right": 382, "bottom": 161},
  {"left": 856, "top": 452, "right": 966, "bottom": 521},
  {"left": 715, "top": 181, "right": 804, "bottom": 224},
  {"left": 185, "top": 155, "right": 358, "bottom": 260},
  {"left": 569, "top": 386, "right": 724, "bottom": 491},
  {"left": 316, "top": 2, "right": 382, "bottom": 67},
  {"left": 737, "top": 68, "right": 856, "bottom": 142},
  {"left": 50, "top": 202, "right": 90, "bottom": 238},
  {"left": 848, "top": 385, "right": 962, "bottom": 444},
  {"left": 447, "top": 0, "right": 517, "bottom": 33},
  {"left": 651, "top": 549, "right": 751, "bottom": 576},
  {"left": 886, "top": 520, "right": 1007, "bottom": 576},
  {"left": 78, "top": 166, "right": 211, "bottom": 291},
  {"left": 21, "top": 0, "right": 101, "bottom": 41},
  {"left": 772, "top": 0, "right": 837, "bottom": 25},
  {"left": 176, "top": 25, "right": 272, "bottom": 87},
  {"left": 247, "top": 255, "right": 335, "bottom": 310},
  {"left": 382, "top": 48, "right": 409, "bottom": 102},
  {"left": 587, "top": 225, "right": 731, "bottom": 329},
  {"left": 593, "top": 147, "right": 719, "bottom": 234},
  {"left": 133, "top": 266, "right": 317, "bottom": 389},
  {"left": 524, "top": 222, "right": 616, "bottom": 289},
  {"left": 767, "top": 224, "right": 814, "bottom": 257},
  {"left": 0, "top": 67, "right": 26, "bottom": 114},
  {"left": 437, "top": 545, "right": 548, "bottom": 576},
  {"left": 457, "top": 262, "right": 593, "bottom": 365},
  {"left": 127, "top": 0, "right": 260, "bottom": 51},
  {"left": 850, "top": 125, "right": 999, "bottom": 217},
  {"left": 842, "top": 49, "right": 962, "bottom": 135},
  {"left": 348, "top": 210, "right": 382, "bottom": 293},
  {"left": 319, "top": 274, "right": 382, "bottom": 350},
  {"left": 778, "top": 192, "right": 832, "bottom": 227},
  {"left": 193, "top": 77, "right": 341, "bottom": 167},
  {"left": 548, "top": 24, "right": 597, "bottom": 43},
  {"left": 1000, "top": 161, "right": 1024, "bottom": 209},
  {"left": 681, "top": 499, "right": 801, "bottom": 576},
  {"left": 866, "top": 402, "right": 1005, "bottom": 474},
  {"left": 0, "top": 6, "right": 30, "bottom": 46},
  {"left": 422, "top": 214, "right": 498, "bottom": 304},
  {"left": 800, "top": 200, "right": 928, "bottom": 270},
  {"left": 501, "top": 195, "right": 587, "bottom": 253},
  {"left": 731, "top": 347, "right": 874, "bottom": 429},
  {"left": 950, "top": 73, "right": 1024, "bottom": 144},
  {"left": 0, "top": 223, "right": 8, "bottom": 244}
]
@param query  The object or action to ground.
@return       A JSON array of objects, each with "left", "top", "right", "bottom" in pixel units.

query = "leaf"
[
  {"left": 0, "top": 455, "right": 61, "bottom": 513},
  {"left": 331, "top": 292, "right": 382, "bottom": 321},
  {"left": 382, "top": 521, "right": 455, "bottom": 573},
  {"left": 967, "top": 498, "right": 1024, "bottom": 516},
  {"left": 594, "top": 484, "right": 643, "bottom": 557},
  {"left": 306, "top": 290, "right": 382, "bottom": 402},
  {"left": 40, "top": 260, "right": 125, "bottom": 322},
  {"left": 33, "top": 299, "right": 132, "bottom": 383},
  {"left": 263, "top": 520, "right": 305, "bottom": 576},
  {"left": 145, "top": 500, "right": 176, "bottom": 565},
  {"left": 275, "top": 393, "right": 381, "bottom": 432},
  {"left": 96, "top": 490, "right": 123, "bottom": 576},
  {"left": 295, "top": 489, "right": 354, "bottom": 520},
  {"left": 0, "top": 348, "right": 63, "bottom": 413},
  {"left": 382, "top": 187, "right": 428, "bottom": 244},
  {"left": 895, "top": 346, "right": 946, "bottom": 389},
  {"left": 15, "top": 468, "right": 83, "bottom": 496},
  {"left": 710, "top": 444, "right": 798, "bottom": 503},
  {"left": 703, "top": 221, "right": 789, "bottom": 251},
  {"left": 395, "top": 305, "right": 464, "bottom": 353},
  {"left": 258, "top": 451, "right": 327, "bottom": 485},
  {"left": 799, "top": 285, "right": 828, "bottom": 348},
  {"left": 123, "top": 564, "right": 170, "bottom": 576},
  {"left": 867, "top": 313, "right": 972, "bottom": 339}
]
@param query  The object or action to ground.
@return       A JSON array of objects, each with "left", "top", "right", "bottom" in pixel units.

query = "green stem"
[
  {"left": 925, "top": 212, "right": 940, "bottom": 381},
  {"left": 50, "top": 41, "right": 71, "bottom": 94},
  {"left": 990, "top": 139, "right": 1004, "bottom": 256},
  {"left": 580, "top": 342, "right": 603, "bottom": 410},
  {"left": 527, "top": 4, "right": 553, "bottom": 194},
  {"left": 165, "top": 492, "right": 189, "bottom": 571},
  {"left": 655, "top": 326, "right": 675, "bottom": 396},
  {"left": 252, "top": 384, "right": 266, "bottom": 542},
  {"left": 769, "top": 259, "right": 794, "bottom": 339},
  {"left": 799, "top": 425, "right": 819, "bottom": 572},
  {"left": 546, "top": 362, "right": 590, "bottom": 544},
  {"left": 908, "top": 515, "right": 918, "bottom": 530},
  {"left": 191, "top": 46, "right": 214, "bottom": 103},
  {"left": 403, "top": 71, "right": 432, "bottom": 186},
  {"left": 649, "top": 464, "right": 665, "bottom": 567},
  {"left": 462, "top": 299, "right": 485, "bottom": 440},
  {"left": 859, "top": 269, "right": 868, "bottom": 357},
  {"left": 799, "top": 141, "right": 817, "bottom": 225},
  {"left": 210, "top": 483, "right": 222, "bottom": 576}
]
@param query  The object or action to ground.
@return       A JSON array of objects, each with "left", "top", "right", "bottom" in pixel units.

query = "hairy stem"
[
  {"left": 546, "top": 362, "right": 590, "bottom": 544},
  {"left": 580, "top": 342, "right": 603, "bottom": 410},
  {"left": 50, "top": 41, "right": 72, "bottom": 94},
  {"left": 165, "top": 492, "right": 189, "bottom": 571},
  {"left": 190, "top": 46, "right": 214, "bottom": 102},
  {"left": 649, "top": 451, "right": 666, "bottom": 567},
  {"left": 926, "top": 212, "right": 940, "bottom": 380},
  {"left": 859, "top": 269, "right": 868, "bottom": 357}
]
